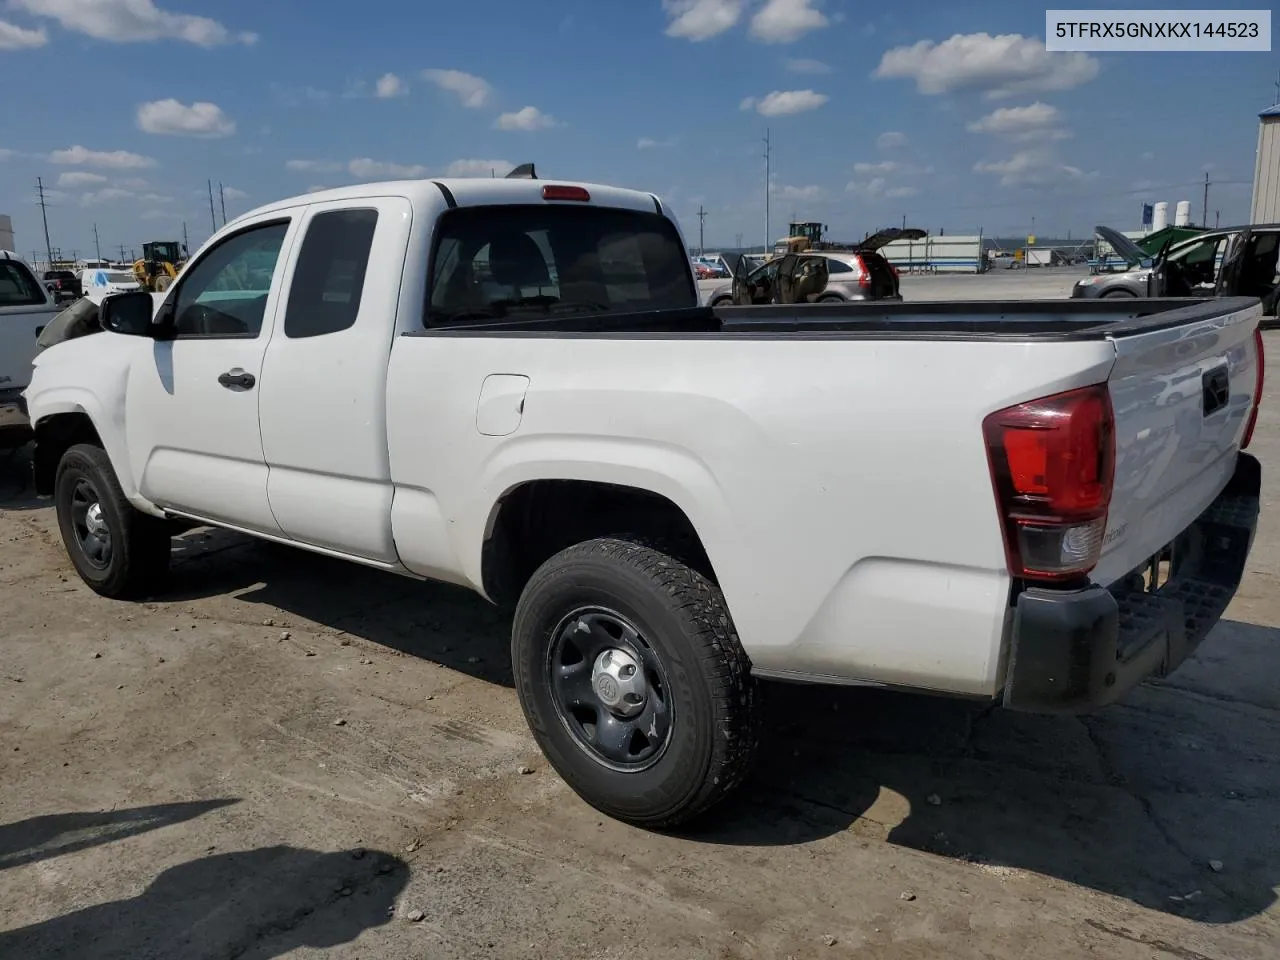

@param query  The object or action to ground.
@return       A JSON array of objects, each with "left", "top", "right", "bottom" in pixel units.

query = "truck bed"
[{"left": 409, "top": 297, "right": 1257, "bottom": 341}]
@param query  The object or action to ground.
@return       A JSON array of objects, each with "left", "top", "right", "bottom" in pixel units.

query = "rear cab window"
[
  {"left": 426, "top": 204, "right": 696, "bottom": 327},
  {"left": 0, "top": 259, "right": 47, "bottom": 307}
]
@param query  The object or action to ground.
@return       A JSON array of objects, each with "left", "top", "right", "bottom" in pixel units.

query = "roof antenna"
[{"left": 506, "top": 163, "right": 537, "bottom": 179}]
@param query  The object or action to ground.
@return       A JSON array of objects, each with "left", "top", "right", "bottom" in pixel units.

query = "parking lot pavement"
[{"left": 2, "top": 335, "right": 1278, "bottom": 959}]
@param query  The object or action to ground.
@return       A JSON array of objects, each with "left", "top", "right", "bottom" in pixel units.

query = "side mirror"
[{"left": 100, "top": 291, "right": 158, "bottom": 337}]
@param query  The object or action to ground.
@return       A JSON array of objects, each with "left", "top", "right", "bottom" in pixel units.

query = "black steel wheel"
[
  {"left": 545, "top": 606, "right": 674, "bottom": 771},
  {"left": 512, "top": 538, "right": 759, "bottom": 828},
  {"left": 54, "top": 443, "right": 171, "bottom": 599}
]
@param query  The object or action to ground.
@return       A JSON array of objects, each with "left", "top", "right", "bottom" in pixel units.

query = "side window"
[
  {"left": 284, "top": 209, "right": 378, "bottom": 338},
  {"left": 0, "top": 260, "right": 46, "bottom": 307},
  {"left": 825, "top": 258, "right": 854, "bottom": 274},
  {"left": 172, "top": 221, "right": 289, "bottom": 339}
]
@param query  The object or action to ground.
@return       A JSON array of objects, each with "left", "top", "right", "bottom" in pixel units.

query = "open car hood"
[
  {"left": 1094, "top": 225, "right": 1150, "bottom": 267},
  {"left": 855, "top": 227, "right": 927, "bottom": 252}
]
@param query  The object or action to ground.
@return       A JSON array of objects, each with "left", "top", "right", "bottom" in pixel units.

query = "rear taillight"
[
  {"left": 854, "top": 255, "right": 870, "bottom": 288},
  {"left": 1242, "top": 328, "right": 1265, "bottom": 450},
  {"left": 983, "top": 384, "right": 1116, "bottom": 582}
]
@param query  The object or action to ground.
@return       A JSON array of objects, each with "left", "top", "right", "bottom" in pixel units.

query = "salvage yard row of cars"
[{"left": 1, "top": 170, "right": 1269, "bottom": 828}]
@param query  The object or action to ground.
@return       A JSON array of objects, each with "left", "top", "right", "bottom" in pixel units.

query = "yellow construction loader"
[{"left": 132, "top": 240, "right": 187, "bottom": 292}]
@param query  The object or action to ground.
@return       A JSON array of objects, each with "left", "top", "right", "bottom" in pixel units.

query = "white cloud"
[
  {"left": 750, "top": 0, "right": 828, "bottom": 44},
  {"left": 740, "top": 89, "right": 828, "bottom": 116},
  {"left": 138, "top": 192, "right": 171, "bottom": 203},
  {"left": 0, "top": 149, "right": 11, "bottom": 161},
  {"left": 637, "top": 137, "right": 676, "bottom": 149},
  {"left": 874, "top": 32, "right": 1100, "bottom": 99},
  {"left": 13, "top": 0, "right": 257, "bottom": 46},
  {"left": 115, "top": 176, "right": 149, "bottom": 190},
  {"left": 846, "top": 177, "right": 889, "bottom": 197},
  {"left": 494, "top": 106, "right": 557, "bottom": 131},
  {"left": 444, "top": 158, "right": 513, "bottom": 177},
  {"left": 771, "top": 183, "right": 821, "bottom": 201},
  {"left": 347, "top": 157, "right": 428, "bottom": 179},
  {"left": 0, "top": 19, "right": 47, "bottom": 48},
  {"left": 50, "top": 144, "right": 156, "bottom": 169},
  {"left": 80, "top": 187, "right": 135, "bottom": 206},
  {"left": 967, "top": 101, "right": 1070, "bottom": 141},
  {"left": 876, "top": 131, "right": 909, "bottom": 150},
  {"left": 222, "top": 186, "right": 248, "bottom": 200},
  {"left": 973, "top": 149, "right": 1088, "bottom": 187},
  {"left": 305, "top": 184, "right": 328, "bottom": 193},
  {"left": 853, "top": 161, "right": 897, "bottom": 174},
  {"left": 57, "top": 171, "right": 107, "bottom": 187},
  {"left": 663, "top": 0, "right": 743, "bottom": 41},
  {"left": 375, "top": 73, "right": 406, "bottom": 98},
  {"left": 140, "top": 209, "right": 171, "bottom": 221},
  {"left": 885, "top": 186, "right": 919, "bottom": 198},
  {"left": 785, "top": 57, "right": 831, "bottom": 74},
  {"left": 285, "top": 158, "right": 342, "bottom": 173},
  {"left": 136, "top": 99, "right": 235, "bottom": 138},
  {"left": 421, "top": 68, "right": 492, "bottom": 108}
]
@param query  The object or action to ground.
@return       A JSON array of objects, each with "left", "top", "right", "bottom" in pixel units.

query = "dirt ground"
[{"left": 3, "top": 338, "right": 1279, "bottom": 960}]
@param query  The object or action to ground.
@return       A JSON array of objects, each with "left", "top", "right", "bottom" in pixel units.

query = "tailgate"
[
  {"left": 0, "top": 304, "right": 58, "bottom": 392},
  {"left": 1093, "top": 300, "right": 1262, "bottom": 585}
]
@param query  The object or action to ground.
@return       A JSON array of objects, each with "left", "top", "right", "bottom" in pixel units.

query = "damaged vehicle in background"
[{"left": 1075, "top": 224, "right": 1280, "bottom": 324}]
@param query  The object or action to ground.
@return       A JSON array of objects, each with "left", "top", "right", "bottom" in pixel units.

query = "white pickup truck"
[
  {"left": 23, "top": 173, "right": 1264, "bottom": 827},
  {"left": 1, "top": 251, "right": 60, "bottom": 447}
]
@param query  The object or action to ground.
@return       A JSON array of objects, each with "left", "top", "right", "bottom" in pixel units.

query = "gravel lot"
[{"left": 1, "top": 328, "right": 1277, "bottom": 960}]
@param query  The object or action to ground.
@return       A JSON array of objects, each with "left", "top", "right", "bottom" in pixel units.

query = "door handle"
[{"left": 217, "top": 368, "right": 256, "bottom": 390}]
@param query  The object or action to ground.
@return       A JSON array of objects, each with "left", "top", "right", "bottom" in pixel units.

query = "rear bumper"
[{"left": 1003, "top": 452, "right": 1261, "bottom": 714}]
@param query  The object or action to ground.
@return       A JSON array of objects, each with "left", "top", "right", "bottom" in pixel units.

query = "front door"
[{"left": 124, "top": 215, "right": 300, "bottom": 532}]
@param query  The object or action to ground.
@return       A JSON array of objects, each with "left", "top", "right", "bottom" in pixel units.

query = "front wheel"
[
  {"left": 512, "top": 538, "right": 759, "bottom": 828},
  {"left": 54, "top": 444, "right": 171, "bottom": 599}
]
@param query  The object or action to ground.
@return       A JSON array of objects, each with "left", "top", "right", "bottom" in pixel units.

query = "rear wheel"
[
  {"left": 54, "top": 444, "right": 171, "bottom": 599},
  {"left": 817, "top": 294, "right": 844, "bottom": 303},
  {"left": 1101, "top": 288, "right": 1137, "bottom": 298},
  {"left": 512, "top": 538, "right": 759, "bottom": 828},
  {"left": 710, "top": 296, "right": 733, "bottom": 307}
]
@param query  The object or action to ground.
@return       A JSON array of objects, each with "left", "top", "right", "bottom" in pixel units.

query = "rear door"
[
  {"left": 1093, "top": 300, "right": 1262, "bottom": 586},
  {"left": 257, "top": 197, "right": 410, "bottom": 561},
  {"left": 0, "top": 256, "right": 59, "bottom": 392}
]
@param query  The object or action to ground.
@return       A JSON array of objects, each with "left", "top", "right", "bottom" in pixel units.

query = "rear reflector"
[
  {"left": 983, "top": 384, "right": 1115, "bottom": 582},
  {"left": 542, "top": 185, "right": 590, "bottom": 202},
  {"left": 1242, "top": 327, "right": 1265, "bottom": 450}
]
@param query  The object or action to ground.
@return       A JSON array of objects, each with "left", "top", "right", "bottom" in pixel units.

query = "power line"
[
  {"left": 760, "top": 130, "right": 771, "bottom": 251},
  {"left": 696, "top": 205, "right": 707, "bottom": 255},
  {"left": 35, "top": 178, "right": 54, "bottom": 267},
  {"left": 207, "top": 180, "right": 217, "bottom": 233},
  {"left": 92, "top": 222, "right": 101, "bottom": 262}
]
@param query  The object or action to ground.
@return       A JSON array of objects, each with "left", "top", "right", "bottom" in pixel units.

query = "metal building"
[{"left": 1250, "top": 104, "right": 1280, "bottom": 224}]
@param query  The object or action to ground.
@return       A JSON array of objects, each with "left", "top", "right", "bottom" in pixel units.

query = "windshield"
[{"left": 427, "top": 204, "right": 696, "bottom": 326}]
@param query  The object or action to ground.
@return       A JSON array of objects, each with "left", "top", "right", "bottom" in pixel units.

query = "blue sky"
[{"left": 0, "top": 0, "right": 1275, "bottom": 259}]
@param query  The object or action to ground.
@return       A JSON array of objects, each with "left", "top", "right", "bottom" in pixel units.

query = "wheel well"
[
  {"left": 32, "top": 412, "right": 101, "bottom": 496},
  {"left": 481, "top": 480, "right": 714, "bottom": 608}
]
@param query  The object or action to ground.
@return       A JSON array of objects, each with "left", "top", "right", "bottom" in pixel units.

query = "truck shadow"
[
  {"left": 154, "top": 532, "right": 1278, "bottom": 923},
  {"left": 0, "top": 843, "right": 410, "bottom": 960},
  {"left": 696, "top": 618, "right": 1280, "bottom": 925}
]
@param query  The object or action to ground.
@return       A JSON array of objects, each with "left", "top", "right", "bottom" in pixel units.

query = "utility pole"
[
  {"left": 762, "top": 128, "right": 771, "bottom": 253},
  {"left": 183, "top": 221, "right": 190, "bottom": 257},
  {"left": 118, "top": 243, "right": 127, "bottom": 263},
  {"left": 735, "top": 232, "right": 743, "bottom": 250},
  {"left": 1215, "top": 210, "right": 1220, "bottom": 228},
  {"left": 219, "top": 182, "right": 227, "bottom": 226},
  {"left": 902, "top": 214, "right": 906, "bottom": 230},
  {"left": 696, "top": 206, "right": 707, "bottom": 255},
  {"left": 1201, "top": 171, "right": 1210, "bottom": 228},
  {"left": 207, "top": 180, "right": 217, "bottom": 233},
  {"left": 92, "top": 223, "right": 101, "bottom": 262},
  {"left": 35, "top": 177, "right": 54, "bottom": 268}
]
